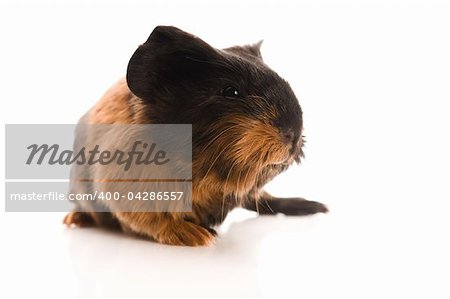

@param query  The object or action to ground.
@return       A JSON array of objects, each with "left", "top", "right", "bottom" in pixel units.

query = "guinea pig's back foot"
[
  {"left": 63, "top": 211, "right": 95, "bottom": 228},
  {"left": 112, "top": 212, "right": 216, "bottom": 246},
  {"left": 63, "top": 210, "right": 122, "bottom": 230},
  {"left": 154, "top": 221, "right": 216, "bottom": 246}
]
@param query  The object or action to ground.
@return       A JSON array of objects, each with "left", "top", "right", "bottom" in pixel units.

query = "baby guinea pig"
[{"left": 63, "top": 26, "right": 328, "bottom": 246}]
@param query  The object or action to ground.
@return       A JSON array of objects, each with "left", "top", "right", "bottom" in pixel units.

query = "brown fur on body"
[{"left": 64, "top": 27, "right": 328, "bottom": 246}]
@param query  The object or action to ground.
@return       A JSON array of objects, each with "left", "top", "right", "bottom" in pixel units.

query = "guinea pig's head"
[{"left": 127, "top": 26, "right": 303, "bottom": 195}]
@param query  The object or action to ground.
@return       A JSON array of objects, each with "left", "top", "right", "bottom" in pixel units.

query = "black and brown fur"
[{"left": 63, "top": 26, "right": 328, "bottom": 246}]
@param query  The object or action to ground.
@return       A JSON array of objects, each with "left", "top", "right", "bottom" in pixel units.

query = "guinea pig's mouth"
[
  {"left": 274, "top": 138, "right": 304, "bottom": 166},
  {"left": 265, "top": 139, "right": 303, "bottom": 166},
  {"left": 270, "top": 145, "right": 303, "bottom": 166},
  {"left": 271, "top": 156, "right": 295, "bottom": 166}
]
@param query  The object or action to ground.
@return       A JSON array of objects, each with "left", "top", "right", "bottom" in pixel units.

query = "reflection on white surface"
[{"left": 2, "top": 202, "right": 449, "bottom": 298}]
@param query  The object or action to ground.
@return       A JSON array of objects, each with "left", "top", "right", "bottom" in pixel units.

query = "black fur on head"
[{"left": 127, "top": 26, "right": 303, "bottom": 196}]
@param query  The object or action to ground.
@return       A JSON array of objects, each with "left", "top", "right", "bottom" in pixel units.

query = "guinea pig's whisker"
[
  {"left": 262, "top": 198, "right": 274, "bottom": 214},
  {"left": 252, "top": 161, "right": 265, "bottom": 213},
  {"left": 197, "top": 124, "right": 243, "bottom": 189},
  {"left": 241, "top": 168, "right": 255, "bottom": 209},
  {"left": 202, "top": 124, "right": 242, "bottom": 154},
  {"left": 224, "top": 159, "right": 238, "bottom": 194},
  {"left": 197, "top": 141, "right": 234, "bottom": 189},
  {"left": 237, "top": 138, "right": 259, "bottom": 196},
  {"left": 221, "top": 158, "right": 239, "bottom": 222}
]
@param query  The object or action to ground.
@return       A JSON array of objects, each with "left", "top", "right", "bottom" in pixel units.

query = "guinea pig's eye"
[{"left": 222, "top": 86, "right": 240, "bottom": 98}]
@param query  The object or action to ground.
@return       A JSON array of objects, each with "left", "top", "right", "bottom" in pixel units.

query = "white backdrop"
[{"left": 1, "top": 0, "right": 450, "bottom": 298}]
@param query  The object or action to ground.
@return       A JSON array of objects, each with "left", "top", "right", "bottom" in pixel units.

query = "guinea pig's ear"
[
  {"left": 224, "top": 40, "right": 264, "bottom": 62},
  {"left": 126, "top": 26, "right": 220, "bottom": 100}
]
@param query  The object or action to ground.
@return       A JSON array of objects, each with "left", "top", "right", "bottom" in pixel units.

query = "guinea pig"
[{"left": 63, "top": 26, "right": 328, "bottom": 246}]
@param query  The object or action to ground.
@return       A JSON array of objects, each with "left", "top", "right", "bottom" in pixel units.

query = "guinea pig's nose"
[{"left": 281, "top": 129, "right": 295, "bottom": 144}]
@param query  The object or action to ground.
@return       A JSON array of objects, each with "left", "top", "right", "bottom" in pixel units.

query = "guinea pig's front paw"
[
  {"left": 245, "top": 197, "right": 329, "bottom": 216},
  {"left": 154, "top": 221, "right": 216, "bottom": 247},
  {"left": 271, "top": 198, "right": 329, "bottom": 216}
]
